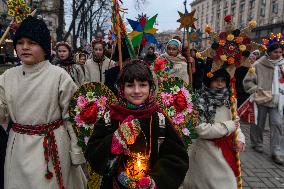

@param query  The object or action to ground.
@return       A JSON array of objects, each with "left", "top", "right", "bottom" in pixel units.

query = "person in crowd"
[
  {"left": 156, "top": 39, "right": 189, "bottom": 83},
  {"left": 144, "top": 46, "right": 157, "bottom": 67},
  {"left": 84, "top": 40, "right": 116, "bottom": 83},
  {"left": 85, "top": 62, "right": 189, "bottom": 189},
  {"left": 189, "top": 48, "right": 205, "bottom": 90},
  {"left": 184, "top": 67, "right": 245, "bottom": 189},
  {"left": 243, "top": 42, "right": 284, "bottom": 165},
  {"left": 0, "top": 125, "right": 7, "bottom": 189},
  {"left": 74, "top": 52, "right": 88, "bottom": 76},
  {"left": 55, "top": 41, "right": 85, "bottom": 86},
  {"left": 2, "top": 16, "right": 86, "bottom": 189}
]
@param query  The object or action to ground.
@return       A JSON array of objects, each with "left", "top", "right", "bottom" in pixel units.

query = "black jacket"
[{"left": 86, "top": 112, "right": 189, "bottom": 189}]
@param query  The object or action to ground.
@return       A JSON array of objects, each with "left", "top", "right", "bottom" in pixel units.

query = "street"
[{"left": 241, "top": 123, "right": 284, "bottom": 188}]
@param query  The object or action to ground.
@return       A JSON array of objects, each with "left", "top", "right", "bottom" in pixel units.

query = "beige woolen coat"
[
  {"left": 1, "top": 61, "right": 87, "bottom": 189},
  {"left": 183, "top": 106, "right": 245, "bottom": 189},
  {"left": 84, "top": 57, "right": 116, "bottom": 83}
]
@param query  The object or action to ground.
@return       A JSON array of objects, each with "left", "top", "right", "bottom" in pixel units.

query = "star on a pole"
[{"left": 177, "top": 9, "right": 197, "bottom": 30}]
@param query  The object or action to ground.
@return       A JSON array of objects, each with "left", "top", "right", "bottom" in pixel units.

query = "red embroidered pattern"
[{"left": 12, "top": 119, "right": 65, "bottom": 189}]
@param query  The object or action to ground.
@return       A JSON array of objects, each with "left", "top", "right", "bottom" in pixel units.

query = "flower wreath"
[
  {"left": 69, "top": 82, "right": 117, "bottom": 151},
  {"left": 156, "top": 77, "right": 198, "bottom": 147},
  {"left": 200, "top": 15, "right": 261, "bottom": 78},
  {"left": 152, "top": 57, "right": 173, "bottom": 84}
]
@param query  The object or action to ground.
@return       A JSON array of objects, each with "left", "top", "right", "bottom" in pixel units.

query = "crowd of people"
[{"left": 0, "top": 14, "right": 283, "bottom": 189}]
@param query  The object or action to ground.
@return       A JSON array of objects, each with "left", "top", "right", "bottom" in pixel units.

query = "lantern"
[{"left": 125, "top": 152, "right": 150, "bottom": 181}]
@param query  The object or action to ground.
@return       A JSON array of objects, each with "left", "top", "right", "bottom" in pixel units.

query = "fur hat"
[{"left": 13, "top": 16, "right": 51, "bottom": 59}]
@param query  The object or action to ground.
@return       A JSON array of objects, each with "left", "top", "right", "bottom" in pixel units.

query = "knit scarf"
[
  {"left": 109, "top": 102, "right": 159, "bottom": 122},
  {"left": 93, "top": 55, "right": 105, "bottom": 64},
  {"left": 269, "top": 57, "right": 284, "bottom": 116},
  {"left": 198, "top": 86, "right": 230, "bottom": 123}
]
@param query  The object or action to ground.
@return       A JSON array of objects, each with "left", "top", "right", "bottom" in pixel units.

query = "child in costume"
[
  {"left": 84, "top": 40, "right": 116, "bottom": 83},
  {"left": 154, "top": 39, "right": 189, "bottom": 83},
  {"left": 184, "top": 68, "right": 245, "bottom": 189},
  {"left": 2, "top": 16, "right": 86, "bottom": 189},
  {"left": 85, "top": 62, "right": 189, "bottom": 189},
  {"left": 243, "top": 42, "right": 284, "bottom": 164},
  {"left": 55, "top": 41, "right": 85, "bottom": 86},
  {"left": 75, "top": 52, "right": 88, "bottom": 76}
]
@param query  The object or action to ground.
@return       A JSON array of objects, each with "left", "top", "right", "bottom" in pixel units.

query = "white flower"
[
  {"left": 182, "top": 128, "right": 190, "bottom": 136},
  {"left": 170, "top": 86, "right": 180, "bottom": 94}
]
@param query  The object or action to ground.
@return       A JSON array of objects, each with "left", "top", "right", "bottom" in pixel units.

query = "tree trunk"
[{"left": 56, "top": 0, "right": 64, "bottom": 41}]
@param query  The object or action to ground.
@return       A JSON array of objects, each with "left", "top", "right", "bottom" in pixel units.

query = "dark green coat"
[{"left": 86, "top": 112, "right": 189, "bottom": 189}]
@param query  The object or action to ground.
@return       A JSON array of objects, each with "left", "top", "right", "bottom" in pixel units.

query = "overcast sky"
[
  {"left": 123, "top": 0, "right": 193, "bottom": 32},
  {"left": 65, "top": 0, "right": 194, "bottom": 33}
]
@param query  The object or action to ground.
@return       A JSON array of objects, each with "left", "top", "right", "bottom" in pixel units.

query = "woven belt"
[{"left": 13, "top": 119, "right": 65, "bottom": 189}]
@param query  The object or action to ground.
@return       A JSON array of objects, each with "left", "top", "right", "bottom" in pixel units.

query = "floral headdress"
[
  {"left": 55, "top": 41, "right": 72, "bottom": 51},
  {"left": 261, "top": 32, "right": 284, "bottom": 51},
  {"left": 199, "top": 15, "right": 261, "bottom": 78}
]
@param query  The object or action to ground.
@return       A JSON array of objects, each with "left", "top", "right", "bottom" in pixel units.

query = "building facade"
[{"left": 190, "top": 0, "right": 284, "bottom": 47}]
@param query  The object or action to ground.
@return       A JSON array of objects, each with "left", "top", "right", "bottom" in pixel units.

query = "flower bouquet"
[
  {"left": 156, "top": 77, "right": 198, "bottom": 147},
  {"left": 152, "top": 57, "right": 173, "bottom": 84},
  {"left": 69, "top": 82, "right": 117, "bottom": 151}
]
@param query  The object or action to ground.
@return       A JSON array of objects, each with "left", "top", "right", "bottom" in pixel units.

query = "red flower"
[
  {"left": 224, "top": 15, "right": 232, "bottom": 23},
  {"left": 216, "top": 48, "right": 223, "bottom": 56},
  {"left": 154, "top": 58, "right": 167, "bottom": 72},
  {"left": 79, "top": 101, "right": 98, "bottom": 124},
  {"left": 173, "top": 91, "right": 187, "bottom": 112},
  {"left": 219, "top": 32, "right": 227, "bottom": 39},
  {"left": 242, "top": 37, "right": 251, "bottom": 45},
  {"left": 234, "top": 53, "right": 242, "bottom": 60}
]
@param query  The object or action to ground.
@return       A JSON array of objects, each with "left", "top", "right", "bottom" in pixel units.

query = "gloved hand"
[{"left": 111, "top": 115, "right": 141, "bottom": 154}]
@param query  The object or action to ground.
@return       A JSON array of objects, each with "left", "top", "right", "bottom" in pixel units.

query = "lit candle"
[{"left": 125, "top": 152, "right": 149, "bottom": 181}]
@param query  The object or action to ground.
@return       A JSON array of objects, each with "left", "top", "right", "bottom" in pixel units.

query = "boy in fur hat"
[{"left": 1, "top": 16, "right": 86, "bottom": 189}]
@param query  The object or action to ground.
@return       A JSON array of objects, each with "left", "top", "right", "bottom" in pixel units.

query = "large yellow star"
[{"left": 177, "top": 9, "right": 197, "bottom": 30}]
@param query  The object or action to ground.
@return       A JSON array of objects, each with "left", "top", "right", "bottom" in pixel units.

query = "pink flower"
[
  {"left": 161, "top": 92, "right": 173, "bottom": 106},
  {"left": 96, "top": 96, "right": 107, "bottom": 110},
  {"left": 182, "top": 128, "right": 190, "bottom": 136},
  {"left": 75, "top": 114, "right": 83, "bottom": 127},
  {"left": 187, "top": 103, "right": 193, "bottom": 114},
  {"left": 180, "top": 87, "right": 190, "bottom": 99},
  {"left": 77, "top": 96, "right": 88, "bottom": 109},
  {"left": 172, "top": 112, "right": 184, "bottom": 125}
]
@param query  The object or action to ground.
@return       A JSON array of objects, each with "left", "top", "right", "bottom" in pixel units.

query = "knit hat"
[{"left": 13, "top": 16, "right": 51, "bottom": 59}]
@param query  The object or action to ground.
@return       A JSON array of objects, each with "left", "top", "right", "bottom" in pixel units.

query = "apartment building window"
[
  {"left": 231, "top": 7, "right": 235, "bottom": 15},
  {"left": 231, "top": 0, "right": 236, "bottom": 5},
  {"left": 224, "top": 10, "right": 228, "bottom": 16},
  {"left": 224, "top": 0, "right": 228, "bottom": 8},
  {"left": 249, "top": 0, "right": 255, "bottom": 9},
  {"left": 240, "top": 4, "right": 245, "bottom": 12},
  {"left": 272, "top": 3, "right": 278, "bottom": 14},
  {"left": 260, "top": 7, "right": 265, "bottom": 16},
  {"left": 261, "top": 0, "right": 266, "bottom": 5}
]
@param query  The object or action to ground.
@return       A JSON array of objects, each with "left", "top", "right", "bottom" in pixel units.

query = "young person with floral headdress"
[
  {"left": 1, "top": 16, "right": 86, "bottom": 189},
  {"left": 55, "top": 41, "right": 85, "bottom": 86},
  {"left": 85, "top": 61, "right": 189, "bottom": 189},
  {"left": 183, "top": 68, "right": 245, "bottom": 189},
  {"left": 84, "top": 40, "right": 116, "bottom": 83},
  {"left": 153, "top": 39, "right": 189, "bottom": 85},
  {"left": 243, "top": 42, "right": 284, "bottom": 165}
]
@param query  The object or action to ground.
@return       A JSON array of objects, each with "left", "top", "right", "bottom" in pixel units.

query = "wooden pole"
[{"left": 186, "top": 28, "right": 193, "bottom": 84}]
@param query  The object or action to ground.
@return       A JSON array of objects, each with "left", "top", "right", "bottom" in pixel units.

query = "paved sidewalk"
[{"left": 241, "top": 123, "right": 284, "bottom": 188}]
